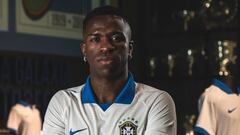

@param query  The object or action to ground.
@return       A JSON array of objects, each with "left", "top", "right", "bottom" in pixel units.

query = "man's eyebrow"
[
  {"left": 108, "top": 31, "right": 126, "bottom": 37},
  {"left": 86, "top": 33, "right": 101, "bottom": 37},
  {"left": 111, "top": 31, "right": 123, "bottom": 35},
  {"left": 86, "top": 31, "right": 124, "bottom": 38}
]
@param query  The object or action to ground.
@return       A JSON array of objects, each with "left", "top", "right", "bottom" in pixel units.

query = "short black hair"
[{"left": 83, "top": 5, "right": 130, "bottom": 33}]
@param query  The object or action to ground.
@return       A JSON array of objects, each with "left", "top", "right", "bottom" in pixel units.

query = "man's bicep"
[
  {"left": 194, "top": 93, "right": 215, "bottom": 135},
  {"left": 145, "top": 92, "right": 177, "bottom": 135},
  {"left": 41, "top": 92, "right": 66, "bottom": 135},
  {"left": 7, "top": 109, "right": 20, "bottom": 131}
]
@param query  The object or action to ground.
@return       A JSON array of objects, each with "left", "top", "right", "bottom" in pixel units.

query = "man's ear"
[
  {"left": 81, "top": 42, "right": 88, "bottom": 62},
  {"left": 128, "top": 40, "right": 134, "bottom": 59},
  {"left": 80, "top": 42, "right": 86, "bottom": 56}
]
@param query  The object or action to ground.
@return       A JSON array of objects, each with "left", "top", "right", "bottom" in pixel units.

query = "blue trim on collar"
[
  {"left": 114, "top": 74, "right": 135, "bottom": 104},
  {"left": 81, "top": 76, "right": 97, "bottom": 103},
  {"left": 81, "top": 73, "right": 136, "bottom": 107},
  {"left": 212, "top": 79, "right": 234, "bottom": 94},
  {"left": 238, "top": 87, "right": 240, "bottom": 95},
  {"left": 99, "top": 104, "right": 111, "bottom": 111},
  {"left": 18, "top": 100, "right": 31, "bottom": 107},
  {"left": 7, "top": 128, "right": 17, "bottom": 135},
  {"left": 193, "top": 127, "right": 210, "bottom": 135}
]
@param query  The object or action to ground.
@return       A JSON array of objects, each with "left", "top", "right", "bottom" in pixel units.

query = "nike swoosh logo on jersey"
[
  {"left": 70, "top": 128, "right": 87, "bottom": 135},
  {"left": 228, "top": 107, "right": 237, "bottom": 113}
]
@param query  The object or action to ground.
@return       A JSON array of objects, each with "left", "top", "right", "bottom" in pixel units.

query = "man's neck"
[{"left": 90, "top": 72, "right": 128, "bottom": 104}]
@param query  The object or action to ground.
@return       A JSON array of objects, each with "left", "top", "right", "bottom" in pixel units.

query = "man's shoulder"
[
  {"left": 65, "top": 84, "right": 85, "bottom": 93},
  {"left": 58, "top": 84, "right": 84, "bottom": 94},
  {"left": 136, "top": 83, "right": 167, "bottom": 94},
  {"left": 135, "top": 83, "right": 172, "bottom": 101},
  {"left": 51, "top": 84, "right": 85, "bottom": 103},
  {"left": 135, "top": 83, "right": 175, "bottom": 111},
  {"left": 202, "top": 85, "right": 221, "bottom": 97},
  {"left": 199, "top": 84, "right": 224, "bottom": 103}
]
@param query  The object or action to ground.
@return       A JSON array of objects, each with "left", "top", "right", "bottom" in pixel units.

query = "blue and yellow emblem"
[{"left": 119, "top": 118, "right": 138, "bottom": 135}]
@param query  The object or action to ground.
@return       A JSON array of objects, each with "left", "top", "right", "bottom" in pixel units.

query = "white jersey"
[
  {"left": 41, "top": 75, "right": 177, "bottom": 135},
  {"left": 194, "top": 79, "right": 240, "bottom": 135},
  {"left": 7, "top": 103, "right": 42, "bottom": 135}
]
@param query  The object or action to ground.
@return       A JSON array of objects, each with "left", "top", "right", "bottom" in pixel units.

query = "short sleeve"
[
  {"left": 41, "top": 91, "right": 66, "bottom": 135},
  {"left": 194, "top": 91, "right": 216, "bottom": 135},
  {"left": 144, "top": 92, "right": 177, "bottom": 135},
  {"left": 7, "top": 108, "right": 21, "bottom": 131},
  {"left": 34, "top": 108, "right": 42, "bottom": 134}
]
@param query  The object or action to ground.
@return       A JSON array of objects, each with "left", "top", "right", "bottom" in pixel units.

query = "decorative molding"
[
  {"left": 0, "top": 0, "right": 9, "bottom": 31},
  {"left": 16, "top": 0, "right": 105, "bottom": 40}
]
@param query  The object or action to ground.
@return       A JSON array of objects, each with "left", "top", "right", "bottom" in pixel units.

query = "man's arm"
[
  {"left": 41, "top": 91, "right": 66, "bottom": 135},
  {"left": 144, "top": 92, "right": 177, "bottom": 135},
  {"left": 193, "top": 90, "right": 215, "bottom": 135},
  {"left": 7, "top": 108, "right": 20, "bottom": 135}
]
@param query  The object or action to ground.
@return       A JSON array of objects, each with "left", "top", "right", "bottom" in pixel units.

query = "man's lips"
[
  {"left": 99, "top": 59, "right": 113, "bottom": 64},
  {"left": 97, "top": 57, "right": 114, "bottom": 65}
]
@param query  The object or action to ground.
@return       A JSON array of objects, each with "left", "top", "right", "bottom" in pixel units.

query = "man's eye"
[
  {"left": 90, "top": 36, "right": 101, "bottom": 43},
  {"left": 110, "top": 34, "right": 125, "bottom": 43}
]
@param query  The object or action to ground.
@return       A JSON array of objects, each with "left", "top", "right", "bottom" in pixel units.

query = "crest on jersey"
[{"left": 119, "top": 118, "right": 138, "bottom": 135}]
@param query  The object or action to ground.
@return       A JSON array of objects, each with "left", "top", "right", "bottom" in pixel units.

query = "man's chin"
[{"left": 97, "top": 69, "right": 120, "bottom": 79}]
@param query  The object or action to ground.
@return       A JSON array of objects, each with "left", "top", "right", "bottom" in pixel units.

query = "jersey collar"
[
  {"left": 18, "top": 100, "right": 31, "bottom": 107},
  {"left": 81, "top": 73, "right": 136, "bottom": 104},
  {"left": 212, "top": 79, "right": 240, "bottom": 94}
]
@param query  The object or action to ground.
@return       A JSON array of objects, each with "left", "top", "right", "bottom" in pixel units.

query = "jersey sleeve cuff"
[{"left": 193, "top": 126, "right": 210, "bottom": 135}]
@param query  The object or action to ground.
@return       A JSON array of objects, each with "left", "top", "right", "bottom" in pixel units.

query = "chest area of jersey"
[
  {"left": 67, "top": 104, "right": 148, "bottom": 135},
  {"left": 216, "top": 95, "right": 240, "bottom": 120}
]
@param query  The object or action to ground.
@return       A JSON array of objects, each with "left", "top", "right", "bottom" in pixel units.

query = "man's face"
[{"left": 81, "top": 15, "right": 132, "bottom": 79}]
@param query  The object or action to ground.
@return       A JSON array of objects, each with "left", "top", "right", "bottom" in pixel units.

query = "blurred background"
[{"left": 0, "top": 0, "right": 239, "bottom": 134}]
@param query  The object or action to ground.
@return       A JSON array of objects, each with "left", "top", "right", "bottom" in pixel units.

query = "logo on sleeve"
[
  {"left": 70, "top": 128, "right": 87, "bottom": 135},
  {"left": 119, "top": 117, "right": 138, "bottom": 135}
]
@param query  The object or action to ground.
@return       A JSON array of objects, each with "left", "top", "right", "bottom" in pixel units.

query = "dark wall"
[
  {"left": 0, "top": 0, "right": 89, "bottom": 128},
  {"left": 0, "top": 51, "right": 87, "bottom": 127},
  {"left": 135, "top": 0, "right": 239, "bottom": 134}
]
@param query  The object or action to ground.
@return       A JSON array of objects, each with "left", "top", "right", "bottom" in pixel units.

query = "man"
[
  {"left": 194, "top": 40, "right": 240, "bottom": 135},
  {"left": 41, "top": 6, "right": 176, "bottom": 135}
]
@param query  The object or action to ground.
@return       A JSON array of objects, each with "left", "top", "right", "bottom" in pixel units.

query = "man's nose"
[{"left": 100, "top": 38, "right": 114, "bottom": 53}]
